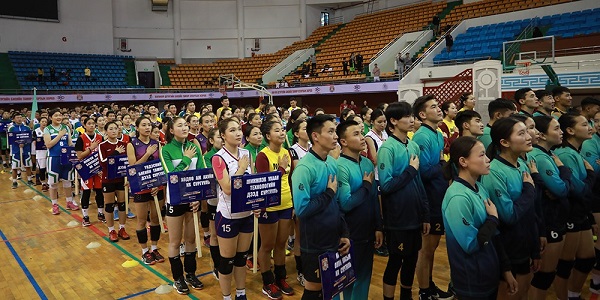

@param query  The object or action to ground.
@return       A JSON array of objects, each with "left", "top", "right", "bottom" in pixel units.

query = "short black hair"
[
  {"left": 336, "top": 120, "right": 360, "bottom": 145},
  {"left": 488, "top": 98, "right": 515, "bottom": 118},
  {"left": 385, "top": 101, "right": 413, "bottom": 135},
  {"left": 306, "top": 114, "right": 335, "bottom": 144},
  {"left": 455, "top": 110, "right": 481, "bottom": 135},
  {"left": 514, "top": 88, "right": 533, "bottom": 103},
  {"left": 220, "top": 96, "right": 229, "bottom": 102},
  {"left": 581, "top": 97, "right": 600, "bottom": 108},
  {"left": 552, "top": 86, "right": 570, "bottom": 98},
  {"left": 412, "top": 94, "right": 436, "bottom": 121},
  {"left": 534, "top": 89, "right": 549, "bottom": 100}
]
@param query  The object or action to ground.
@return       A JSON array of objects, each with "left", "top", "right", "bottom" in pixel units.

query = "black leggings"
[
  {"left": 383, "top": 252, "right": 418, "bottom": 287},
  {"left": 81, "top": 188, "right": 104, "bottom": 210}
]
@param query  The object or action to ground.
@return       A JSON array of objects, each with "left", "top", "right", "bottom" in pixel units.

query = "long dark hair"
[
  {"left": 558, "top": 112, "right": 582, "bottom": 147},
  {"left": 206, "top": 128, "right": 219, "bottom": 152},
  {"left": 486, "top": 117, "right": 521, "bottom": 159},
  {"left": 443, "top": 136, "right": 480, "bottom": 180},
  {"left": 286, "top": 109, "right": 305, "bottom": 131},
  {"left": 165, "top": 116, "right": 185, "bottom": 144},
  {"left": 135, "top": 116, "right": 151, "bottom": 138},
  {"left": 291, "top": 120, "right": 307, "bottom": 145}
]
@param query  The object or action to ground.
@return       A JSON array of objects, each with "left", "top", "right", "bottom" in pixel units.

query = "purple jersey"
[
  {"left": 196, "top": 132, "right": 208, "bottom": 154},
  {"left": 131, "top": 137, "right": 160, "bottom": 162}
]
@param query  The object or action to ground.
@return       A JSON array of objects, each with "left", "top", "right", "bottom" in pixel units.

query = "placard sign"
[
  {"left": 7, "top": 131, "right": 32, "bottom": 145},
  {"left": 230, "top": 171, "right": 281, "bottom": 213},
  {"left": 127, "top": 160, "right": 167, "bottom": 194},
  {"left": 167, "top": 168, "right": 216, "bottom": 205},
  {"left": 0, "top": 120, "right": 10, "bottom": 133},
  {"left": 74, "top": 152, "right": 101, "bottom": 181},
  {"left": 319, "top": 246, "right": 356, "bottom": 300},
  {"left": 107, "top": 155, "right": 129, "bottom": 179},
  {"left": 60, "top": 146, "right": 78, "bottom": 165}
]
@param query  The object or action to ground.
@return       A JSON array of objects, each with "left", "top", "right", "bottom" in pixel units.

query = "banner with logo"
[
  {"left": 107, "top": 154, "right": 129, "bottom": 179},
  {"left": 230, "top": 171, "right": 282, "bottom": 213},
  {"left": 319, "top": 245, "right": 356, "bottom": 300},
  {"left": 60, "top": 146, "right": 78, "bottom": 165},
  {"left": 127, "top": 160, "right": 167, "bottom": 194},
  {"left": 74, "top": 152, "right": 101, "bottom": 181},
  {"left": 7, "top": 131, "right": 32, "bottom": 146},
  {"left": 167, "top": 168, "right": 217, "bottom": 205}
]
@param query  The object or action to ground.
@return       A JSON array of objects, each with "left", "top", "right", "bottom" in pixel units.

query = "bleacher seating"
[
  {"left": 543, "top": 8, "right": 600, "bottom": 38},
  {"left": 9, "top": 51, "right": 138, "bottom": 90},
  {"left": 167, "top": 24, "right": 340, "bottom": 89},
  {"left": 284, "top": 1, "right": 446, "bottom": 85}
]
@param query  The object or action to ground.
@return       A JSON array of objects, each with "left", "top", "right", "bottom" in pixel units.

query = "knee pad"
[
  {"left": 94, "top": 189, "right": 104, "bottom": 207},
  {"left": 136, "top": 229, "right": 148, "bottom": 244},
  {"left": 104, "top": 202, "right": 115, "bottom": 214},
  {"left": 234, "top": 252, "right": 247, "bottom": 267},
  {"left": 531, "top": 271, "right": 555, "bottom": 290},
  {"left": 383, "top": 254, "right": 403, "bottom": 285},
  {"left": 62, "top": 181, "right": 71, "bottom": 189},
  {"left": 149, "top": 225, "right": 161, "bottom": 241},
  {"left": 117, "top": 202, "right": 126, "bottom": 212},
  {"left": 574, "top": 257, "right": 595, "bottom": 274},
  {"left": 218, "top": 256, "right": 235, "bottom": 275},
  {"left": 399, "top": 254, "right": 418, "bottom": 287},
  {"left": 200, "top": 211, "right": 209, "bottom": 228},
  {"left": 556, "top": 259, "right": 575, "bottom": 279},
  {"left": 81, "top": 190, "right": 91, "bottom": 209}
]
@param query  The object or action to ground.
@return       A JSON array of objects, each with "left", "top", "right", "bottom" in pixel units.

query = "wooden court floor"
[{"left": 0, "top": 169, "right": 597, "bottom": 300}]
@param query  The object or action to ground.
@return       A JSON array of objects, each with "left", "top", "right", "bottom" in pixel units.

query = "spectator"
[
  {"left": 445, "top": 34, "right": 454, "bottom": 52},
  {"left": 532, "top": 26, "right": 543, "bottom": 38},
  {"left": 342, "top": 59, "right": 349, "bottom": 75},
  {"left": 37, "top": 67, "right": 44, "bottom": 82},
  {"left": 84, "top": 66, "right": 91, "bottom": 81},
  {"left": 348, "top": 101, "right": 357, "bottom": 113},
  {"left": 340, "top": 100, "right": 348, "bottom": 114},
  {"left": 310, "top": 54, "right": 317, "bottom": 71},
  {"left": 403, "top": 53, "right": 412, "bottom": 70},
  {"left": 349, "top": 52, "right": 356, "bottom": 72},
  {"left": 372, "top": 63, "right": 381, "bottom": 82},
  {"left": 356, "top": 53, "right": 364, "bottom": 72},
  {"left": 396, "top": 53, "right": 403, "bottom": 77},
  {"left": 49, "top": 66, "right": 56, "bottom": 81},
  {"left": 432, "top": 14, "right": 441, "bottom": 35}
]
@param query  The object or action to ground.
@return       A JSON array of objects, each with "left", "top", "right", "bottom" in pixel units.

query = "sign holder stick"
[
  {"left": 153, "top": 195, "right": 166, "bottom": 233},
  {"left": 74, "top": 169, "right": 79, "bottom": 196},
  {"left": 253, "top": 215, "right": 258, "bottom": 274},
  {"left": 193, "top": 211, "right": 203, "bottom": 258},
  {"left": 19, "top": 147, "right": 23, "bottom": 172},
  {"left": 124, "top": 177, "right": 129, "bottom": 214}
]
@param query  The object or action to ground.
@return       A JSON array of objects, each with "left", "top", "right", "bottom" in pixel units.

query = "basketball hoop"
[{"left": 516, "top": 61, "right": 531, "bottom": 76}]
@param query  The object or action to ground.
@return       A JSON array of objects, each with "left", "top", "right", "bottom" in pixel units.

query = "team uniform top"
[
  {"left": 255, "top": 147, "right": 294, "bottom": 212},
  {"left": 203, "top": 146, "right": 219, "bottom": 206},
  {"left": 213, "top": 147, "right": 253, "bottom": 219},
  {"left": 411, "top": 124, "right": 448, "bottom": 220},
  {"left": 130, "top": 137, "right": 163, "bottom": 195},
  {"left": 439, "top": 119, "right": 459, "bottom": 160},
  {"left": 122, "top": 125, "right": 135, "bottom": 136},
  {"left": 291, "top": 149, "right": 348, "bottom": 253},
  {"left": 98, "top": 139, "right": 128, "bottom": 184},
  {"left": 554, "top": 143, "right": 596, "bottom": 225},
  {"left": 478, "top": 124, "right": 492, "bottom": 151},
  {"left": 365, "top": 129, "right": 388, "bottom": 180},
  {"left": 529, "top": 145, "right": 572, "bottom": 235},
  {"left": 160, "top": 138, "right": 205, "bottom": 205},
  {"left": 480, "top": 156, "right": 540, "bottom": 264},
  {"left": 8, "top": 123, "right": 32, "bottom": 156},
  {"left": 44, "top": 124, "right": 71, "bottom": 157},
  {"left": 196, "top": 132, "right": 209, "bottom": 154},
  {"left": 442, "top": 178, "right": 507, "bottom": 299},
  {"left": 337, "top": 153, "right": 382, "bottom": 244},
  {"left": 532, "top": 111, "right": 552, "bottom": 118},
  {"left": 75, "top": 132, "right": 103, "bottom": 155},
  {"left": 34, "top": 128, "right": 47, "bottom": 151},
  {"left": 290, "top": 142, "right": 310, "bottom": 161},
  {"left": 582, "top": 133, "right": 600, "bottom": 211},
  {"left": 377, "top": 134, "right": 429, "bottom": 230}
]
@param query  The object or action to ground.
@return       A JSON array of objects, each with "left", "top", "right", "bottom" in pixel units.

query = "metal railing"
[
  {"left": 504, "top": 18, "right": 538, "bottom": 67},
  {"left": 356, "top": 0, "right": 433, "bottom": 17},
  {"left": 421, "top": 56, "right": 493, "bottom": 67},
  {"left": 370, "top": 30, "right": 407, "bottom": 62}
]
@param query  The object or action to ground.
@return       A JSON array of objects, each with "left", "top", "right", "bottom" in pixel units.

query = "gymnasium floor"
[{"left": 0, "top": 169, "right": 596, "bottom": 299}]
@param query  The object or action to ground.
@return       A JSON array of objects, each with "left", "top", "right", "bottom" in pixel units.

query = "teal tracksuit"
[
  {"left": 337, "top": 153, "right": 381, "bottom": 300},
  {"left": 478, "top": 124, "right": 492, "bottom": 151}
]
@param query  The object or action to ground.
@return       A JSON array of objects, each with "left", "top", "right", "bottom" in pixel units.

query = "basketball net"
[{"left": 517, "top": 61, "right": 531, "bottom": 76}]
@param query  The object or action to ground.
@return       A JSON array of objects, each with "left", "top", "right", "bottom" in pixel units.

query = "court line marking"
[
  {"left": 0, "top": 198, "right": 35, "bottom": 205},
  {"left": 20, "top": 180, "right": 200, "bottom": 300},
  {"left": 116, "top": 270, "right": 213, "bottom": 300},
  {"left": 0, "top": 229, "right": 48, "bottom": 300},
  {"left": 1, "top": 226, "right": 80, "bottom": 242}
]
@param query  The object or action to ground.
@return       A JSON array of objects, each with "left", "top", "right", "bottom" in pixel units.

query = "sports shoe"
[
  {"left": 246, "top": 258, "right": 260, "bottom": 271},
  {"left": 235, "top": 295, "right": 247, "bottom": 300},
  {"left": 213, "top": 269, "right": 219, "bottom": 280},
  {"left": 118, "top": 228, "right": 130, "bottom": 240},
  {"left": 163, "top": 223, "right": 168, "bottom": 232},
  {"left": 12, "top": 182, "right": 17, "bottom": 189},
  {"left": 591, "top": 279, "right": 600, "bottom": 294},
  {"left": 172, "top": 277, "right": 190, "bottom": 295},
  {"left": 185, "top": 274, "right": 204, "bottom": 290},
  {"left": 287, "top": 237, "right": 294, "bottom": 251},
  {"left": 142, "top": 251, "right": 156, "bottom": 265},
  {"left": 27, "top": 180, "right": 34, "bottom": 186},
  {"left": 153, "top": 249, "right": 165, "bottom": 263},
  {"left": 52, "top": 204, "right": 60, "bottom": 215},
  {"left": 66, "top": 201, "right": 79, "bottom": 210},
  {"left": 42, "top": 183, "right": 49, "bottom": 192},
  {"left": 448, "top": 282, "right": 456, "bottom": 297},
  {"left": 204, "top": 235, "right": 210, "bottom": 247},
  {"left": 16, "top": 173, "right": 21, "bottom": 180},
  {"left": 109, "top": 230, "right": 118, "bottom": 242},
  {"left": 97, "top": 213, "right": 106, "bottom": 223},
  {"left": 419, "top": 289, "right": 435, "bottom": 300},
  {"left": 297, "top": 273, "right": 305, "bottom": 287},
  {"left": 179, "top": 243, "right": 185, "bottom": 256},
  {"left": 113, "top": 210, "right": 119, "bottom": 221},
  {"left": 431, "top": 282, "right": 454, "bottom": 300},
  {"left": 375, "top": 244, "right": 389, "bottom": 257},
  {"left": 262, "top": 283, "right": 283, "bottom": 300},
  {"left": 276, "top": 278, "right": 294, "bottom": 295},
  {"left": 82, "top": 216, "right": 91, "bottom": 227},
  {"left": 127, "top": 210, "right": 136, "bottom": 219}
]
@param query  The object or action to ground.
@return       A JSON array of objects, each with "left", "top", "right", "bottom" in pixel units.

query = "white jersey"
[
  {"left": 290, "top": 142, "right": 311, "bottom": 161},
  {"left": 365, "top": 129, "right": 388, "bottom": 180},
  {"left": 214, "top": 147, "right": 252, "bottom": 219}
]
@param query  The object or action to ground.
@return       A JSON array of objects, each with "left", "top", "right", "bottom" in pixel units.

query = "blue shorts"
[
  {"left": 216, "top": 212, "right": 253, "bottom": 238},
  {"left": 258, "top": 207, "right": 293, "bottom": 224},
  {"left": 11, "top": 152, "right": 32, "bottom": 169},
  {"left": 47, "top": 156, "right": 73, "bottom": 185}
]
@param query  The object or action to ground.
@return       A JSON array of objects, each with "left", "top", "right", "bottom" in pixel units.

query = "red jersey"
[
  {"left": 75, "top": 132, "right": 103, "bottom": 153},
  {"left": 159, "top": 131, "right": 166, "bottom": 146},
  {"left": 99, "top": 139, "right": 127, "bottom": 183}
]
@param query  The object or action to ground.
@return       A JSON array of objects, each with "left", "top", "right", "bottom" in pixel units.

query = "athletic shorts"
[
  {"left": 81, "top": 175, "right": 102, "bottom": 190},
  {"left": 166, "top": 203, "right": 194, "bottom": 217},
  {"left": 102, "top": 181, "right": 125, "bottom": 193},
  {"left": 386, "top": 228, "right": 422, "bottom": 256},
  {"left": 546, "top": 228, "right": 565, "bottom": 244},
  {"left": 593, "top": 200, "right": 600, "bottom": 213},
  {"left": 36, "top": 157, "right": 46, "bottom": 169},
  {"left": 429, "top": 216, "right": 445, "bottom": 235},
  {"left": 508, "top": 261, "right": 531, "bottom": 277},
  {"left": 258, "top": 207, "right": 293, "bottom": 224},
  {"left": 11, "top": 153, "right": 32, "bottom": 169},
  {"left": 133, "top": 190, "right": 164, "bottom": 203},
  {"left": 215, "top": 212, "right": 253, "bottom": 238},
  {"left": 566, "top": 219, "right": 592, "bottom": 233},
  {"left": 47, "top": 156, "right": 73, "bottom": 184},
  {"left": 300, "top": 252, "right": 322, "bottom": 284},
  {"left": 0, "top": 135, "right": 7, "bottom": 151},
  {"left": 207, "top": 203, "right": 217, "bottom": 221}
]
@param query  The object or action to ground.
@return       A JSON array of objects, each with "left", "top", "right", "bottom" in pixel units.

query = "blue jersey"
[
  {"left": 291, "top": 149, "right": 348, "bottom": 253},
  {"left": 443, "top": 178, "right": 500, "bottom": 298},
  {"left": 378, "top": 134, "right": 429, "bottom": 230},
  {"left": 44, "top": 124, "right": 71, "bottom": 157},
  {"left": 34, "top": 128, "right": 46, "bottom": 150},
  {"left": 337, "top": 153, "right": 382, "bottom": 243},
  {"left": 411, "top": 124, "right": 448, "bottom": 218},
  {"left": 8, "top": 123, "right": 32, "bottom": 155}
]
